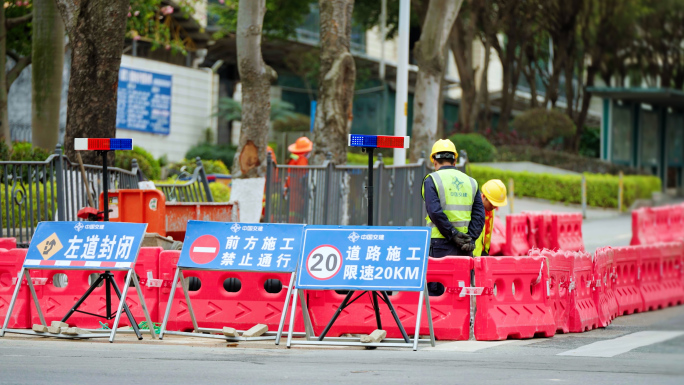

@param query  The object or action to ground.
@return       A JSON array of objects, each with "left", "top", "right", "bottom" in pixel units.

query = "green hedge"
[
  {"left": 115, "top": 146, "right": 161, "bottom": 180},
  {"left": 469, "top": 165, "right": 661, "bottom": 209},
  {"left": 0, "top": 183, "right": 56, "bottom": 227},
  {"left": 448, "top": 133, "right": 497, "bottom": 162}
]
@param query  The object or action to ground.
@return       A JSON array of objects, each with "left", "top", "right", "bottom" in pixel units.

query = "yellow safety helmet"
[
  {"left": 482, "top": 179, "right": 508, "bottom": 207},
  {"left": 430, "top": 139, "right": 457, "bottom": 162}
]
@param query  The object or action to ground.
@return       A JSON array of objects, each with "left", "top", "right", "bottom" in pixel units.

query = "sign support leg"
[
  {"left": 178, "top": 270, "right": 199, "bottom": 332},
  {"left": 108, "top": 273, "right": 142, "bottom": 339},
  {"left": 423, "top": 286, "right": 435, "bottom": 347},
  {"left": 318, "top": 291, "right": 354, "bottom": 340},
  {"left": 131, "top": 272, "right": 157, "bottom": 339},
  {"left": 1, "top": 267, "right": 25, "bottom": 337},
  {"left": 412, "top": 289, "right": 425, "bottom": 351},
  {"left": 61, "top": 273, "right": 108, "bottom": 322},
  {"left": 372, "top": 292, "right": 382, "bottom": 330},
  {"left": 379, "top": 291, "right": 410, "bottom": 343},
  {"left": 299, "top": 289, "right": 315, "bottom": 339},
  {"left": 276, "top": 272, "right": 296, "bottom": 345},
  {"left": 159, "top": 267, "right": 181, "bottom": 339},
  {"left": 109, "top": 269, "right": 133, "bottom": 343},
  {"left": 25, "top": 270, "right": 46, "bottom": 326},
  {"left": 286, "top": 288, "right": 299, "bottom": 348}
]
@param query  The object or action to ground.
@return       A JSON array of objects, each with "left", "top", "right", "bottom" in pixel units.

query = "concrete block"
[
  {"left": 222, "top": 327, "right": 238, "bottom": 337},
  {"left": 32, "top": 324, "right": 47, "bottom": 333},
  {"left": 51, "top": 321, "right": 69, "bottom": 328},
  {"left": 47, "top": 326, "right": 61, "bottom": 334},
  {"left": 63, "top": 327, "right": 89, "bottom": 336},
  {"left": 360, "top": 329, "right": 386, "bottom": 343},
  {"left": 241, "top": 324, "right": 268, "bottom": 338}
]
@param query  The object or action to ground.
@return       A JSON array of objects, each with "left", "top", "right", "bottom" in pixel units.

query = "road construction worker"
[
  {"left": 473, "top": 179, "right": 508, "bottom": 257},
  {"left": 287, "top": 137, "right": 312, "bottom": 166},
  {"left": 422, "top": 139, "right": 485, "bottom": 264}
]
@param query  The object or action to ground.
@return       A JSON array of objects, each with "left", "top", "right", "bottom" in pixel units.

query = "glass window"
[
  {"left": 667, "top": 112, "right": 684, "bottom": 166},
  {"left": 640, "top": 109, "right": 658, "bottom": 167},
  {"left": 612, "top": 104, "right": 632, "bottom": 164}
]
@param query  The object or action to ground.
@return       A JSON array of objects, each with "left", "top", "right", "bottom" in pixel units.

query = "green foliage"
[
  {"left": 209, "top": 182, "right": 231, "bottom": 202},
  {"left": 167, "top": 158, "right": 230, "bottom": 176},
  {"left": 3, "top": 142, "right": 52, "bottom": 161},
  {"left": 579, "top": 127, "right": 601, "bottom": 158},
  {"left": 126, "top": 0, "right": 197, "bottom": 54},
  {"left": 5, "top": 1, "right": 32, "bottom": 57},
  {"left": 184, "top": 144, "right": 236, "bottom": 170},
  {"left": 448, "top": 133, "right": 498, "bottom": 163},
  {"left": 0, "top": 182, "right": 56, "bottom": 227},
  {"left": 512, "top": 108, "right": 576, "bottom": 147},
  {"left": 273, "top": 114, "right": 310, "bottom": 132},
  {"left": 470, "top": 165, "right": 661, "bottom": 209},
  {"left": 114, "top": 146, "right": 161, "bottom": 180},
  {"left": 216, "top": 97, "right": 298, "bottom": 124},
  {"left": 209, "top": 0, "right": 313, "bottom": 40},
  {"left": 495, "top": 145, "right": 644, "bottom": 175}
]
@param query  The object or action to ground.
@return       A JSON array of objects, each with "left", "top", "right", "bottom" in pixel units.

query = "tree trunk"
[
  {"left": 310, "top": 0, "right": 356, "bottom": 166},
  {"left": 450, "top": 12, "right": 476, "bottom": 132},
  {"left": 0, "top": 9, "right": 8, "bottom": 144},
  {"left": 33, "top": 0, "right": 65, "bottom": 151},
  {"left": 55, "top": 0, "right": 128, "bottom": 164},
  {"left": 231, "top": 0, "right": 275, "bottom": 178},
  {"left": 573, "top": 65, "right": 597, "bottom": 151},
  {"left": 410, "top": 0, "right": 463, "bottom": 162},
  {"left": 469, "top": 39, "right": 490, "bottom": 131}
]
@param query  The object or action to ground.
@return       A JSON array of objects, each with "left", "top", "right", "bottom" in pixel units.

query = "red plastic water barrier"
[
  {"left": 540, "top": 249, "right": 574, "bottom": 334},
  {"left": 639, "top": 244, "right": 668, "bottom": 311},
  {"left": 525, "top": 211, "right": 552, "bottom": 250},
  {"left": 473, "top": 255, "right": 556, "bottom": 341},
  {"left": 550, "top": 213, "right": 584, "bottom": 252},
  {"left": 158, "top": 250, "right": 305, "bottom": 333},
  {"left": 567, "top": 251, "right": 599, "bottom": 333},
  {"left": 165, "top": 202, "right": 239, "bottom": 241},
  {"left": 593, "top": 247, "right": 619, "bottom": 328},
  {"left": 0, "top": 248, "right": 31, "bottom": 328},
  {"left": 489, "top": 216, "right": 506, "bottom": 256},
  {"left": 612, "top": 246, "right": 644, "bottom": 315},
  {"left": 0, "top": 238, "right": 17, "bottom": 249},
  {"left": 504, "top": 214, "right": 530, "bottom": 256},
  {"left": 667, "top": 205, "right": 684, "bottom": 242},
  {"left": 660, "top": 242, "right": 683, "bottom": 307},
  {"left": 306, "top": 256, "right": 472, "bottom": 340},
  {"left": 99, "top": 190, "right": 167, "bottom": 236},
  {"left": 630, "top": 208, "right": 657, "bottom": 246},
  {"left": 30, "top": 247, "right": 162, "bottom": 328}
]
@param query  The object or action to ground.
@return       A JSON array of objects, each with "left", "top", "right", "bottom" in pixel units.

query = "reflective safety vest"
[
  {"left": 421, "top": 168, "right": 478, "bottom": 239},
  {"left": 474, "top": 209, "right": 495, "bottom": 257}
]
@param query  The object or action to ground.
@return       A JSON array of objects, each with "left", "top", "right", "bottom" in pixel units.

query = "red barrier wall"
[
  {"left": 593, "top": 247, "right": 619, "bottom": 328},
  {"left": 543, "top": 249, "right": 574, "bottom": 334},
  {"left": 640, "top": 244, "right": 667, "bottom": 311},
  {"left": 630, "top": 208, "right": 657, "bottom": 246},
  {"left": 0, "top": 249, "right": 31, "bottom": 328},
  {"left": 505, "top": 214, "right": 530, "bottom": 256},
  {"left": 0, "top": 238, "right": 17, "bottom": 249},
  {"left": 612, "top": 246, "right": 644, "bottom": 315},
  {"left": 660, "top": 242, "right": 683, "bottom": 307},
  {"left": 158, "top": 250, "right": 305, "bottom": 333},
  {"left": 567, "top": 251, "right": 599, "bottom": 333},
  {"left": 307, "top": 256, "right": 472, "bottom": 340},
  {"left": 489, "top": 217, "right": 505, "bottom": 256},
  {"left": 473, "top": 255, "right": 555, "bottom": 340},
  {"left": 550, "top": 213, "right": 584, "bottom": 252}
]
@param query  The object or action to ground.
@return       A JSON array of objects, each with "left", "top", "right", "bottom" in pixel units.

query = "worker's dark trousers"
[{"left": 428, "top": 238, "right": 472, "bottom": 296}]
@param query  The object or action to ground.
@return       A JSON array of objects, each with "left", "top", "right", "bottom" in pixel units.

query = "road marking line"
[
  {"left": 193, "top": 247, "right": 217, "bottom": 253},
  {"left": 424, "top": 340, "right": 514, "bottom": 352},
  {"left": 557, "top": 331, "right": 684, "bottom": 357}
]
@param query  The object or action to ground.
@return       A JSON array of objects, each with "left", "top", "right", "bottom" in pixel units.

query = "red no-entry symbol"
[{"left": 189, "top": 234, "right": 220, "bottom": 264}]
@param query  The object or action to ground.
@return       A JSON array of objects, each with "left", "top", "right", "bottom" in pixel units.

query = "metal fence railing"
[
  {"left": 1, "top": 146, "right": 139, "bottom": 245},
  {"left": 155, "top": 157, "right": 213, "bottom": 203},
  {"left": 265, "top": 150, "right": 469, "bottom": 226}
]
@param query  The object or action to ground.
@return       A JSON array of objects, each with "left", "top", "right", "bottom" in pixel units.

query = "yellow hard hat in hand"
[
  {"left": 482, "top": 179, "right": 508, "bottom": 207},
  {"left": 430, "top": 139, "right": 457, "bottom": 162}
]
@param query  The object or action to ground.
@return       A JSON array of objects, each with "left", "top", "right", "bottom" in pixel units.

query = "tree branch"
[
  {"left": 6, "top": 50, "right": 20, "bottom": 63},
  {"left": 6, "top": 55, "right": 32, "bottom": 92},
  {"left": 54, "top": 0, "right": 80, "bottom": 35},
  {"left": 6, "top": 12, "right": 32, "bottom": 29}
]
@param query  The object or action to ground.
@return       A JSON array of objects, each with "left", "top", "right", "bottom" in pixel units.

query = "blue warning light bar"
[
  {"left": 74, "top": 138, "right": 133, "bottom": 151},
  {"left": 348, "top": 134, "right": 410, "bottom": 149}
]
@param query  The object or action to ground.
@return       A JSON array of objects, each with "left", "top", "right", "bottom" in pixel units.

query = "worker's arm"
[
  {"left": 467, "top": 191, "right": 485, "bottom": 241},
  {"left": 423, "top": 177, "right": 459, "bottom": 239}
]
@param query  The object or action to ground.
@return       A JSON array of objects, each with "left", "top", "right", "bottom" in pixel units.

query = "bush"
[
  {"left": 167, "top": 159, "right": 229, "bottom": 176},
  {"left": 469, "top": 165, "right": 661, "bottom": 209},
  {"left": 115, "top": 146, "right": 161, "bottom": 180},
  {"left": 496, "top": 145, "right": 645, "bottom": 175},
  {"left": 448, "top": 133, "right": 497, "bottom": 162},
  {"left": 2, "top": 142, "right": 52, "bottom": 161},
  {"left": 210, "top": 182, "right": 231, "bottom": 202},
  {"left": 185, "top": 143, "right": 237, "bottom": 170},
  {"left": 512, "top": 108, "right": 576, "bottom": 146},
  {"left": 579, "top": 127, "right": 600, "bottom": 158},
  {"left": 273, "top": 114, "right": 311, "bottom": 132},
  {"left": 1, "top": 182, "right": 56, "bottom": 227}
]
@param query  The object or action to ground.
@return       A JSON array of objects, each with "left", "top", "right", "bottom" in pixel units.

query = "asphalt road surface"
[{"left": 1, "top": 304, "right": 682, "bottom": 384}]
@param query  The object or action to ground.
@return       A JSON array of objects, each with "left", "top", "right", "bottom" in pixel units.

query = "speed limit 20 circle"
[{"left": 306, "top": 245, "right": 342, "bottom": 280}]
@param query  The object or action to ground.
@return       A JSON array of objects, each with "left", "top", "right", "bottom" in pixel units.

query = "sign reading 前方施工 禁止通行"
[
  {"left": 24, "top": 222, "right": 147, "bottom": 269},
  {"left": 178, "top": 221, "right": 305, "bottom": 272},
  {"left": 296, "top": 226, "right": 431, "bottom": 292}
]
